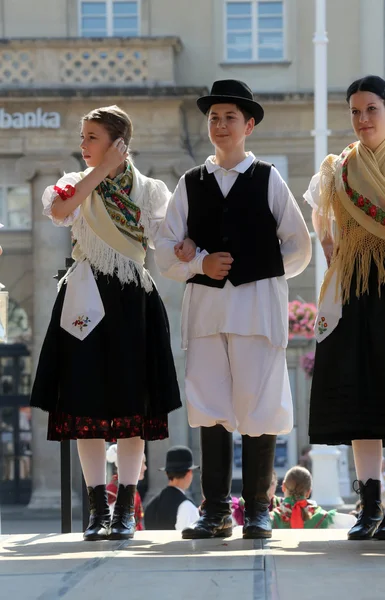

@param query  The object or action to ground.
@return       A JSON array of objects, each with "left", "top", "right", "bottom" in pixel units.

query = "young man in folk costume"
[{"left": 155, "top": 80, "right": 311, "bottom": 539}]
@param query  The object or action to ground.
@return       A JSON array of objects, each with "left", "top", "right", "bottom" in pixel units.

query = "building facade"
[{"left": 0, "top": 0, "right": 382, "bottom": 507}]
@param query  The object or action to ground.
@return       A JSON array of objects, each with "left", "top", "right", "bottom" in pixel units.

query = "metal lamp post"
[
  {"left": 309, "top": 0, "right": 345, "bottom": 508},
  {"left": 0, "top": 284, "right": 8, "bottom": 534}
]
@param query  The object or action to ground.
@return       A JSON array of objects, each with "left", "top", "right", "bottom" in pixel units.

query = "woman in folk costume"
[
  {"left": 271, "top": 467, "right": 356, "bottom": 530},
  {"left": 304, "top": 75, "right": 385, "bottom": 541},
  {"left": 30, "top": 105, "right": 181, "bottom": 541}
]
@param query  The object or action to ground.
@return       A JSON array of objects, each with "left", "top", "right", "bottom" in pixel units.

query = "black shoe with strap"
[
  {"left": 83, "top": 484, "right": 111, "bottom": 541},
  {"left": 109, "top": 484, "right": 136, "bottom": 540},
  {"left": 348, "top": 479, "right": 383, "bottom": 540},
  {"left": 242, "top": 434, "right": 276, "bottom": 540},
  {"left": 373, "top": 512, "right": 385, "bottom": 540},
  {"left": 182, "top": 424, "right": 233, "bottom": 540}
]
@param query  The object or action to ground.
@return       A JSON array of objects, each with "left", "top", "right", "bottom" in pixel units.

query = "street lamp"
[
  {"left": 310, "top": 0, "right": 344, "bottom": 508},
  {"left": 0, "top": 283, "right": 8, "bottom": 535}
]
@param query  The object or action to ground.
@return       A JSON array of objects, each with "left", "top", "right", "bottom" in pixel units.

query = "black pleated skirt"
[
  {"left": 309, "top": 261, "right": 385, "bottom": 445},
  {"left": 30, "top": 271, "right": 182, "bottom": 441}
]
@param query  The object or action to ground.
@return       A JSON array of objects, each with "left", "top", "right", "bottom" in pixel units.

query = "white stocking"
[
  {"left": 117, "top": 437, "right": 145, "bottom": 486},
  {"left": 77, "top": 439, "right": 106, "bottom": 488},
  {"left": 352, "top": 439, "right": 383, "bottom": 483}
]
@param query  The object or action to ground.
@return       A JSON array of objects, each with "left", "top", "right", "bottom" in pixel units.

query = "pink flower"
[
  {"left": 300, "top": 351, "right": 315, "bottom": 377},
  {"left": 288, "top": 300, "right": 317, "bottom": 339}
]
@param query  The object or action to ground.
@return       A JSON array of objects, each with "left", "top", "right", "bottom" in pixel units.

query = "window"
[
  {"left": 80, "top": 1, "right": 140, "bottom": 37},
  {"left": 226, "top": 0, "right": 284, "bottom": 62},
  {"left": 0, "top": 186, "right": 31, "bottom": 231}
]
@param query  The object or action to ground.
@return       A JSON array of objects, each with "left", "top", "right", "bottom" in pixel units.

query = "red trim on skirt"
[{"left": 47, "top": 412, "right": 169, "bottom": 442}]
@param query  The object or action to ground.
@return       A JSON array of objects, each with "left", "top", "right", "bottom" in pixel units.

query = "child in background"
[
  {"left": 271, "top": 466, "right": 356, "bottom": 529},
  {"left": 232, "top": 470, "right": 282, "bottom": 526}
]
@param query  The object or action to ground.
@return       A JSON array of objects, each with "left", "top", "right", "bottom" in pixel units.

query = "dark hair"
[
  {"left": 81, "top": 105, "right": 133, "bottom": 146},
  {"left": 206, "top": 103, "right": 254, "bottom": 123},
  {"left": 166, "top": 470, "right": 190, "bottom": 481},
  {"left": 237, "top": 105, "right": 253, "bottom": 123},
  {"left": 346, "top": 75, "right": 385, "bottom": 104}
]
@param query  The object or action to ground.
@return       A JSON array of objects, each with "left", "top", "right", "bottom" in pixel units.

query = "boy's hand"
[
  {"left": 174, "top": 238, "right": 197, "bottom": 262},
  {"left": 202, "top": 252, "right": 233, "bottom": 280}
]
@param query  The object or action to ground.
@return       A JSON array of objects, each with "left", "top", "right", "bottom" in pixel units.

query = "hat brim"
[
  {"left": 159, "top": 465, "right": 200, "bottom": 472},
  {"left": 197, "top": 95, "right": 264, "bottom": 125}
]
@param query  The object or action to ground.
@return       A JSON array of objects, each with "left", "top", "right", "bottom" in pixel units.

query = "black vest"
[
  {"left": 144, "top": 486, "right": 195, "bottom": 530},
  {"left": 186, "top": 160, "right": 285, "bottom": 288}
]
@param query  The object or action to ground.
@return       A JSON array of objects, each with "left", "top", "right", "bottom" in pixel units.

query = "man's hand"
[
  {"left": 174, "top": 237, "right": 197, "bottom": 262},
  {"left": 202, "top": 252, "right": 233, "bottom": 280}
]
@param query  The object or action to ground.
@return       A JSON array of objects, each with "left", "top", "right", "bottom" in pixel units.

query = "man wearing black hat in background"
[
  {"left": 155, "top": 80, "right": 311, "bottom": 540},
  {"left": 144, "top": 446, "right": 199, "bottom": 531}
]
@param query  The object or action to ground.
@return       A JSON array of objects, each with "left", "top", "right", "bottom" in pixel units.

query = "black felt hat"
[
  {"left": 197, "top": 79, "right": 264, "bottom": 124},
  {"left": 159, "top": 446, "right": 199, "bottom": 473}
]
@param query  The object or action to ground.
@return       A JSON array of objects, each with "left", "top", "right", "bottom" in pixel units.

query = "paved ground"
[{"left": 1, "top": 528, "right": 385, "bottom": 600}]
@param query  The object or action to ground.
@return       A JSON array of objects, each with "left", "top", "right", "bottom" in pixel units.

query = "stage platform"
[{"left": 1, "top": 528, "right": 384, "bottom": 599}]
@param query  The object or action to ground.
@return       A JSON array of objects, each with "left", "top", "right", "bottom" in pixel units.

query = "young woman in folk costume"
[
  {"left": 30, "top": 105, "right": 181, "bottom": 541},
  {"left": 304, "top": 75, "right": 385, "bottom": 541}
]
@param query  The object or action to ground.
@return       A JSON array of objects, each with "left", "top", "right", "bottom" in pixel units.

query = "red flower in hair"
[
  {"left": 370, "top": 206, "right": 378, "bottom": 218},
  {"left": 357, "top": 196, "right": 364, "bottom": 207}
]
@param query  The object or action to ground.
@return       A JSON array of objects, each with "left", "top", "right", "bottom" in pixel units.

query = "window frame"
[
  {"left": 224, "top": 0, "right": 286, "bottom": 63},
  {"left": 78, "top": 0, "right": 141, "bottom": 38},
  {"left": 0, "top": 184, "right": 32, "bottom": 232}
]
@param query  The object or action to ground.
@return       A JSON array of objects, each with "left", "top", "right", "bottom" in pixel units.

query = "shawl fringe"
[
  {"left": 72, "top": 214, "right": 153, "bottom": 292},
  {"left": 318, "top": 152, "right": 385, "bottom": 304}
]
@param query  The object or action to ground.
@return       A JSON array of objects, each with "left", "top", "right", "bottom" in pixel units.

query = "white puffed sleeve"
[
  {"left": 154, "top": 175, "right": 207, "bottom": 282},
  {"left": 147, "top": 178, "right": 171, "bottom": 249},
  {"left": 303, "top": 172, "right": 321, "bottom": 211},
  {"left": 42, "top": 172, "right": 83, "bottom": 227},
  {"left": 268, "top": 167, "right": 312, "bottom": 279},
  {"left": 303, "top": 171, "right": 335, "bottom": 220}
]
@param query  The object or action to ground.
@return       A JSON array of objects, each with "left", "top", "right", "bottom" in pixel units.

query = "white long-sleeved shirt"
[
  {"left": 155, "top": 153, "right": 312, "bottom": 349},
  {"left": 175, "top": 491, "right": 200, "bottom": 531}
]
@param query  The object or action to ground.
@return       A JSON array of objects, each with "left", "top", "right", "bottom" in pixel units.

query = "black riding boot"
[
  {"left": 242, "top": 434, "right": 276, "bottom": 540},
  {"left": 348, "top": 479, "right": 383, "bottom": 540},
  {"left": 83, "top": 484, "right": 111, "bottom": 541},
  {"left": 109, "top": 484, "right": 136, "bottom": 540},
  {"left": 182, "top": 425, "right": 233, "bottom": 539}
]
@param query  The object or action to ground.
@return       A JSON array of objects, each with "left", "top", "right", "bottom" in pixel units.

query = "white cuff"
[{"left": 188, "top": 248, "right": 208, "bottom": 276}]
